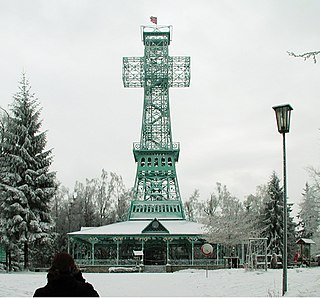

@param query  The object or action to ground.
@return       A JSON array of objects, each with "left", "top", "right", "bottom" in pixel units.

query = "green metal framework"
[{"left": 123, "top": 26, "right": 190, "bottom": 220}]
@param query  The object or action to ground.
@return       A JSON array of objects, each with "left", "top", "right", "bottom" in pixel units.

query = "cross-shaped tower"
[{"left": 123, "top": 25, "right": 190, "bottom": 221}]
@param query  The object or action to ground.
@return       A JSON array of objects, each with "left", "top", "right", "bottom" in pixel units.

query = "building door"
[{"left": 144, "top": 240, "right": 166, "bottom": 265}]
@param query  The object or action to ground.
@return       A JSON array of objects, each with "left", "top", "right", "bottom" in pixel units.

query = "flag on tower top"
[{"left": 150, "top": 16, "right": 157, "bottom": 24}]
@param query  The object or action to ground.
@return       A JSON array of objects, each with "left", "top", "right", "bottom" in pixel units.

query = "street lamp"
[{"left": 272, "top": 104, "right": 293, "bottom": 296}]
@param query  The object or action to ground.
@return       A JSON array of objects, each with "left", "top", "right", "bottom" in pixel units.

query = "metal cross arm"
[{"left": 122, "top": 56, "right": 190, "bottom": 88}]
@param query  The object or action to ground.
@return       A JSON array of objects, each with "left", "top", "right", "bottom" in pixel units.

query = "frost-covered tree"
[
  {"left": 75, "top": 180, "right": 98, "bottom": 228},
  {"left": 53, "top": 170, "right": 130, "bottom": 237},
  {"left": 51, "top": 182, "right": 69, "bottom": 233},
  {"left": 243, "top": 194, "right": 263, "bottom": 215},
  {"left": 243, "top": 193, "right": 264, "bottom": 233},
  {"left": 0, "top": 74, "right": 56, "bottom": 270},
  {"left": 288, "top": 50, "right": 320, "bottom": 63},
  {"left": 49, "top": 182, "right": 70, "bottom": 252},
  {"left": 202, "top": 191, "right": 220, "bottom": 218},
  {"left": 61, "top": 182, "right": 96, "bottom": 233},
  {"left": 96, "top": 169, "right": 113, "bottom": 225},
  {"left": 86, "top": 169, "right": 129, "bottom": 226},
  {"left": 201, "top": 183, "right": 230, "bottom": 220},
  {"left": 297, "top": 183, "right": 320, "bottom": 238},
  {"left": 109, "top": 172, "right": 130, "bottom": 222},
  {"left": 184, "top": 189, "right": 201, "bottom": 222},
  {"left": 205, "top": 183, "right": 260, "bottom": 250}
]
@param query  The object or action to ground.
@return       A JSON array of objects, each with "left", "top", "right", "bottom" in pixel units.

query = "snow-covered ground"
[{"left": 0, "top": 267, "right": 319, "bottom": 297}]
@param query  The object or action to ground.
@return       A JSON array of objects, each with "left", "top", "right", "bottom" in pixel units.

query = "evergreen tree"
[
  {"left": 0, "top": 107, "right": 10, "bottom": 142},
  {"left": 297, "top": 183, "right": 320, "bottom": 238},
  {"left": 0, "top": 74, "right": 56, "bottom": 270},
  {"left": 261, "top": 172, "right": 284, "bottom": 255},
  {"left": 287, "top": 202, "right": 297, "bottom": 262},
  {"left": 261, "top": 172, "right": 296, "bottom": 260},
  {"left": 257, "top": 173, "right": 296, "bottom": 262},
  {"left": 0, "top": 108, "right": 10, "bottom": 263}
]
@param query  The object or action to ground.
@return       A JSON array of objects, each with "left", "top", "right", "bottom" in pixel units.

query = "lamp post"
[{"left": 272, "top": 104, "right": 293, "bottom": 296}]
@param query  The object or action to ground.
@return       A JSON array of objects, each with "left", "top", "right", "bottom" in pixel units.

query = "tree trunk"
[
  {"left": 7, "top": 250, "right": 12, "bottom": 272},
  {"left": 6, "top": 250, "right": 9, "bottom": 272},
  {"left": 24, "top": 242, "right": 28, "bottom": 270}
]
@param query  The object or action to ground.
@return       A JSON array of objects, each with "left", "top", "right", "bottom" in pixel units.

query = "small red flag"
[{"left": 150, "top": 16, "right": 157, "bottom": 25}]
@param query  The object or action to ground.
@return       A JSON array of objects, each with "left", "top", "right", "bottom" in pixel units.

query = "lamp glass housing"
[{"left": 273, "top": 104, "right": 293, "bottom": 134}]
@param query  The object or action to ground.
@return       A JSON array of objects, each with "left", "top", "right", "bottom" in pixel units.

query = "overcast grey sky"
[{"left": 1, "top": 0, "right": 320, "bottom": 214}]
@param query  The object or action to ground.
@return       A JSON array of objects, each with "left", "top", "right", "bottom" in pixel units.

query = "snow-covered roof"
[
  {"left": 296, "top": 238, "right": 316, "bottom": 244},
  {"left": 68, "top": 219, "right": 207, "bottom": 237},
  {"left": 80, "top": 227, "right": 95, "bottom": 231}
]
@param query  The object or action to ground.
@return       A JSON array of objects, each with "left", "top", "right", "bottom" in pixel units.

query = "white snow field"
[{"left": 0, "top": 267, "right": 319, "bottom": 297}]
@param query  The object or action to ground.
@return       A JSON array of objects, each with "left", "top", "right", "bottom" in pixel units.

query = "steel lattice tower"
[{"left": 123, "top": 25, "right": 190, "bottom": 220}]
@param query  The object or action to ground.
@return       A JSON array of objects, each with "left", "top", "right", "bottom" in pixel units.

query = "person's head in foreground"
[{"left": 33, "top": 252, "right": 99, "bottom": 297}]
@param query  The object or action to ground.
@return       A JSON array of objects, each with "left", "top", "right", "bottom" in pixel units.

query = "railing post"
[
  {"left": 166, "top": 239, "right": 170, "bottom": 265},
  {"left": 191, "top": 239, "right": 194, "bottom": 265},
  {"left": 141, "top": 238, "right": 145, "bottom": 265},
  {"left": 116, "top": 239, "right": 120, "bottom": 265},
  {"left": 216, "top": 244, "right": 219, "bottom": 266},
  {"left": 88, "top": 237, "right": 98, "bottom": 266}
]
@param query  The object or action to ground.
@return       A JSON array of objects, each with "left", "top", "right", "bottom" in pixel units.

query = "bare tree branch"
[{"left": 287, "top": 50, "right": 320, "bottom": 63}]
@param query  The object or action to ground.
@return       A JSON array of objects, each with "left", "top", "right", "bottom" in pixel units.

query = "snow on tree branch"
[{"left": 287, "top": 50, "right": 320, "bottom": 63}]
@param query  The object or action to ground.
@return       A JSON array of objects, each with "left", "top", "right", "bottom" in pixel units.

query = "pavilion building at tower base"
[{"left": 68, "top": 217, "right": 212, "bottom": 272}]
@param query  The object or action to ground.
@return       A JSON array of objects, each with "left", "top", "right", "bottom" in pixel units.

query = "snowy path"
[{"left": 0, "top": 267, "right": 319, "bottom": 297}]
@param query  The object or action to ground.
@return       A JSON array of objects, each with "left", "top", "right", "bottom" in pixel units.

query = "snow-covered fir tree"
[
  {"left": 261, "top": 172, "right": 284, "bottom": 254},
  {"left": 260, "top": 171, "right": 296, "bottom": 261},
  {"left": 0, "top": 74, "right": 56, "bottom": 270},
  {"left": 287, "top": 202, "right": 297, "bottom": 262},
  {"left": 297, "top": 183, "right": 320, "bottom": 238}
]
